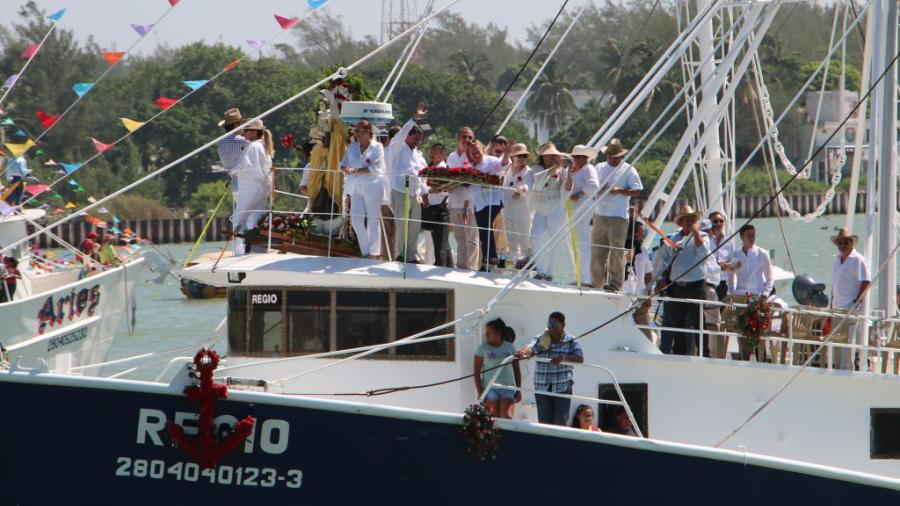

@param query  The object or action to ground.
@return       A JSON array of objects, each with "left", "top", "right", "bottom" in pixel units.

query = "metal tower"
[{"left": 381, "top": 0, "right": 420, "bottom": 43}]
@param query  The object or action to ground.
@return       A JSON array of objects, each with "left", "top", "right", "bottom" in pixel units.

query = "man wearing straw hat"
[
  {"left": 655, "top": 205, "right": 710, "bottom": 355},
  {"left": 591, "top": 138, "right": 642, "bottom": 291},
  {"left": 217, "top": 108, "right": 249, "bottom": 189},
  {"left": 829, "top": 228, "right": 870, "bottom": 369},
  {"left": 566, "top": 144, "right": 600, "bottom": 285}
]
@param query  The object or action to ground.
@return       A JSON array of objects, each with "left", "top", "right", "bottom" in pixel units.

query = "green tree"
[
  {"left": 525, "top": 60, "right": 575, "bottom": 137},
  {"left": 188, "top": 181, "right": 231, "bottom": 218}
]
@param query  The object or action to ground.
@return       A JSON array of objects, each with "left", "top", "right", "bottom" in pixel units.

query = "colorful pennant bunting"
[
  {"left": 155, "top": 97, "right": 176, "bottom": 110},
  {"left": 308, "top": 0, "right": 328, "bottom": 7},
  {"left": 130, "top": 24, "right": 155, "bottom": 36},
  {"left": 109, "top": 226, "right": 121, "bottom": 234},
  {"left": 60, "top": 162, "right": 82, "bottom": 174},
  {"left": 274, "top": 14, "right": 299, "bottom": 30},
  {"left": 45, "top": 159, "right": 57, "bottom": 166},
  {"left": 98, "top": 207, "right": 109, "bottom": 214},
  {"left": 0, "top": 118, "right": 13, "bottom": 125},
  {"left": 72, "top": 82, "right": 94, "bottom": 97},
  {"left": 65, "top": 202, "right": 76, "bottom": 209},
  {"left": 2, "top": 74, "right": 18, "bottom": 89},
  {"left": 224, "top": 59, "right": 240, "bottom": 72},
  {"left": 14, "top": 129, "right": 26, "bottom": 137},
  {"left": 87, "top": 196, "right": 97, "bottom": 203},
  {"left": 182, "top": 80, "right": 208, "bottom": 91},
  {"left": 35, "top": 148, "right": 44, "bottom": 155},
  {"left": 26, "top": 184, "right": 49, "bottom": 196},
  {"left": 101, "top": 51, "right": 126, "bottom": 66},
  {"left": 47, "top": 8, "right": 66, "bottom": 21},
  {"left": 68, "top": 179, "right": 79, "bottom": 186},
  {"left": 120, "top": 117, "right": 145, "bottom": 132},
  {"left": 168, "top": 0, "right": 180, "bottom": 5},
  {"left": 91, "top": 138, "right": 114, "bottom": 153},
  {"left": 5, "top": 140, "right": 34, "bottom": 157},
  {"left": 113, "top": 216, "right": 121, "bottom": 224},
  {"left": 246, "top": 39, "right": 265, "bottom": 49},
  {"left": 36, "top": 110, "right": 60, "bottom": 128},
  {"left": 20, "top": 44, "right": 39, "bottom": 59}
]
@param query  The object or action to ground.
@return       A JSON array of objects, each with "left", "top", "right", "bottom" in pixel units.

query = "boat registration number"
[{"left": 114, "top": 457, "right": 302, "bottom": 489}]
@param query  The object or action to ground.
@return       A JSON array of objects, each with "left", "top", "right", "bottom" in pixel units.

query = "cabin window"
[
  {"left": 870, "top": 409, "right": 900, "bottom": 459},
  {"left": 597, "top": 383, "right": 648, "bottom": 437},
  {"left": 228, "top": 287, "right": 454, "bottom": 360}
]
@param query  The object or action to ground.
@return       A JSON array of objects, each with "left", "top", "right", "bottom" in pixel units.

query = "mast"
[
  {"left": 877, "top": 0, "right": 897, "bottom": 320},
  {"left": 697, "top": 0, "right": 725, "bottom": 214}
]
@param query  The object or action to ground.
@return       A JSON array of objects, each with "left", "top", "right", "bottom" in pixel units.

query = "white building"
[{"left": 505, "top": 89, "right": 609, "bottom": 144}]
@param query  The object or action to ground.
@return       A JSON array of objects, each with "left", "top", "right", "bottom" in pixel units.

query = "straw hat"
[
  {"left": 674, "top": 205, "right": 701, "bottom": 226},
  {"left": 831, "top": 227, "right": 859, "bottom": 246},
  {"left": 601, "top": 138, "right": 629, "bottom": 158},
  {"left": 243, "top": 118, "right": 266, "bottom": 131},
  {"left": 508, "top": 143, "right": 532, "bottom": 159},
  {"left": 537, "top": 142, "right": 570, "bottom": 158},
  {"left": 571, "top": 144, "right": 598, "bottom": 161},
  {"left": 218, "top": 107, "right": 243, "bottom": 127}
]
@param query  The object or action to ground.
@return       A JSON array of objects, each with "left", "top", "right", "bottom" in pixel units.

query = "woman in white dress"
[
  {"left": 529, "top": 143, "right": 569, "bottom": 281},
  {"left": 232, "top": 118, "right": 274, "bottom": 254},
  {"left": 340, "top": 120, "right": 387, "bottom": 258},
  {"left": 501, "top": 143, "right": 534, "bottom": 268},
  {"left": 566, "top": 145, "right": 600, "bottom": 286}
]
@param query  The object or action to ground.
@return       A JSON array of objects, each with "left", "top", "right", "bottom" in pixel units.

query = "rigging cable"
[{"left": 472, "top": 0, "right": 570, "bottom": 135}]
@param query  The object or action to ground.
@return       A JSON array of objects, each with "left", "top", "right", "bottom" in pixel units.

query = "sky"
[{"left": 3, "top": 1, "right": 575, "bottom": 55}]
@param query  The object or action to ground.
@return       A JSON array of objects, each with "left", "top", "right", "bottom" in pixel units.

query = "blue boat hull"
[{"left": 1, "top": 377, "right": 897, "bottom": 505}]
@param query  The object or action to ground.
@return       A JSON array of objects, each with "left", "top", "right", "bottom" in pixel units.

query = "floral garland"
[
  {"left": 459, "top": 403, "right": 501, "bottom": 461},
  {"left": 167, "top": 349, "right": 256, "bottom": 469},
  {"left": 419, "top": 165, "right": 502, "bottom": 193},
  {"left": 737, "top": 295, "right": 772, "bottom": 359},
  {"left": 258, "top": 213, "right": 356, "bottom": 249}
]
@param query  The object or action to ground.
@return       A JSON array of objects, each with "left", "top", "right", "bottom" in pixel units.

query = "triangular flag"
[
  {"left": 98, "top": 207, "right": 109, "bottom": 214},
  {"left": 26, "top": 184, "right": 49, "bottom": 196},
  {"left": 68, "top": 179, "right": 79, "bottom": 186},
  {"left": 20, "top": 44, "right": 39, "bottom": 59},
  {"left": 120, "top": 117, "right": 145, "bottom": 132},
  {"left": 246, "top": 39, "right": 265, "bottom": 49},
  {"left": 223, "top": 59, "right": 240, "bottom": 72},
  {"left": 1, "top": 118, "right": 13, "bottom": 125},
  {"left": 14, "top": 129, "right": 26, "bottom": 137},
  {"left": 72, "top": 82, "right": 94, "bottom": 97},
  {"left": 109, "top": 226, "right": 121, "bottom": 234},
  {"left": 123, "top": 226, "right": 134, "bottom": 235},
  {"left": 308, "top": 0, "right": 328, "bottom": 7},
  {"left": 65, "top": 202, "right": 76, "bottom": 209},
  {"left": 130, "top": 24, "right": 154, "bottom": 36},
  {"left": 182, "top": 80, "right": 208, "bottom": 91},
  {"left": 101, "top": 51, "right": 126, "bottom": 65},
  {"left": 47, "top": 8, "right": 66, "bottom": 21},
  {"left": 274, "top": 14, "right": 299, "bottom": 30},
  {"left": 112, "top": 216, "right": 121, "bottom": 224},
  {"left": 45, "top": 159, "right": 57, "bottom": 166},
  {"left": 91, "top": 138, "right": 114, "bottom": 153},
  {"left": 36, "top": 110, "right": 60, "bottom": 128},
  {"left": 2, "top": 74, "right": 18, "bottom": 89},
  {"left": 60, "top": 162, "right": 82, "bottom": 174},
  {"left": 74, "top": 185, "right": 85, "bottom": 193},
  {"left": 87, "top": 196, "right": 97, "bottom": 203},
  {"left": 5, "top": 140, "right": 34, "bottom": 157},
  {"left": 168, "top": 0, "right": 180, "bottom": 5},
  {"left": 51, "top": 193, "right": 63, "bottom": 199},
  {"left": 155, "top": 97, "right": 176, "bottom": 110},
  {"left": 34, "top": 148, "right": 44, "bottom": 155}
]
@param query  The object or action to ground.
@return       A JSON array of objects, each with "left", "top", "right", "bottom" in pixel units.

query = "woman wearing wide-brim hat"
[
  {"left": 501, "top": 143, "right": 535, "bottom": 267},
  {"left": 231, "top": 118, "right": 274, "bottom": 254},
  {"left": 530, "top": 143, "right": 569, "bottom": 280}
]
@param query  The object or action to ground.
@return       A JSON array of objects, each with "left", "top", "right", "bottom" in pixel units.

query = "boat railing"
[
  {"left": 478, "top": 355, "right": 643, "bottom": 437},
  {"left": 633, "top": 293, "right": 900, "bottom": 372}
]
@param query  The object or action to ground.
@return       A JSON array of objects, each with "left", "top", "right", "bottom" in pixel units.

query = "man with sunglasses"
[
  {"left": 830, "top": 228, "right": 870, "bottom": 369},
  {"left": 515, "top": 311, "right": 584, "bottom": 425},
  {"left": 706, "top": 211, "right": 733, "bottom": 300}
]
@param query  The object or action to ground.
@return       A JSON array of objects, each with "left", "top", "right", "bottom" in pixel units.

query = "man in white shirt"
[
  {"left": 467, "top": 141, "right": 507, "bottom": 271},
  {"left": 707, "top": 211, "right": 734, "bottom": 299},
  {"left": 591, "top": 139, "right": 642, "bottom": 291},
  {"left": 830, "top": 228, "right": 871, "bottom": 370},
  {"left": 566, "top": 145, "right": 600, "bottom": 286},
  {"left": 725, "top": 224, "right": 774, "bottom": 297},
  {"left": 385, "top": 102, "right": 427, "bottom": 263},
  {"left": 447, "top": 127, "right": 479, "bottom": 270}
]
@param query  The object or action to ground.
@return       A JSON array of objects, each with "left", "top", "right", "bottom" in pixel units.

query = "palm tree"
[
  {"left": 599, "top": 38, "right": 677, "bottom": 113},
  {"left": 525, "top": 60, "right": 577, "bottom": 137},
  {"left": 450, "top": 50, "right": 492, "bottom": 88}
]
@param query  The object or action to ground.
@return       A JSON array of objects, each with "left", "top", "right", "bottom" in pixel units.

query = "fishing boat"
[
  {"left": 2, "top": 0, "right": 900, "bottom": 503},
  {"left": 180, "top": 251, "right": 230, "bottom": 299},
  {"left": 0, "top": 208, "right": 147, "bottom": 371}
]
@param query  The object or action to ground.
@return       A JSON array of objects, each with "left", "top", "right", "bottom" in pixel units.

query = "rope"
[
  {"left": 474, "top": 0, "right": 570, "bottom": 135},
  {"left": 182, "top": 188, "right": 230, "bottom": 268}
]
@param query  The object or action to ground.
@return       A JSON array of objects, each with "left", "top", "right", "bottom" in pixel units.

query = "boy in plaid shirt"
[{"left": 515, "top": 312, "right": 584, "bottom": 425}]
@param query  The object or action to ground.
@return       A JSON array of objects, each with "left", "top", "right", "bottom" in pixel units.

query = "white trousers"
[
  {"left": 530, "top": 206, "right": 565, "bottom": 276},
  {"left": 450, "top": 208, "right": 479, "bottom": 270},
  {"left": 503, "top": 197, "right": 532, "bottom": 261},
  {"left": 350, "top": 180, "right": 383, "bottom": 257},
  {"left": 567, "top": 199, "right": 593, "bottom": 285}
]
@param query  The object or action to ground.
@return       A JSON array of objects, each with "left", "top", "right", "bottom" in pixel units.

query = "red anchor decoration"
[{"left": 167, "top": 348, "right": 255, "bottom": 468}]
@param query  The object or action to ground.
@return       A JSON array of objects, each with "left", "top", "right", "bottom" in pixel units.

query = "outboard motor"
[{"left": 792, "top": 273, "right": 829, "bottom": 307}]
